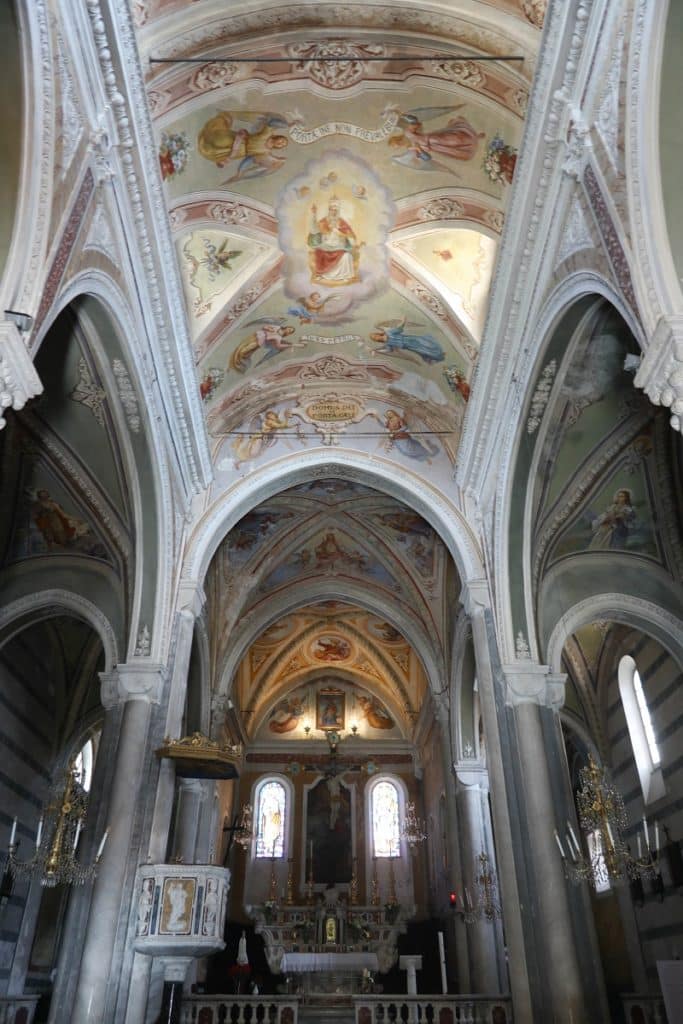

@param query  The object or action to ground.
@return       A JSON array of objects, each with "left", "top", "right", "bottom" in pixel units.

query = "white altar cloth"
[{"left": 280, "top": 952, "right": 379, "bottom": 973}]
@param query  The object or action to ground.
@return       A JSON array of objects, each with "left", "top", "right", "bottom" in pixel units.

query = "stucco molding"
[
  {"left": 100, "top": 662, "right": 167, "bottom": 709},
  {"left": 0, "top": 321, "right": 44, "bottom": 429},
  {"left": 635, "top": 314, "right": 683, "bottom": 432}
]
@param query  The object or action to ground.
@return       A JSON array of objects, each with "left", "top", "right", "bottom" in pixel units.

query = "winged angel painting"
[
  {"left": 387, "top": 106, "right": 485, "bottom": 174},
  {"left": 198, "top": 111, "right": 291, "bottom": 183}
]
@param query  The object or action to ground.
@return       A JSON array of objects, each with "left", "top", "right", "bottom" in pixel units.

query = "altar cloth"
[{"left": 280, "top": 952, "right": 379, "bottom": 973}]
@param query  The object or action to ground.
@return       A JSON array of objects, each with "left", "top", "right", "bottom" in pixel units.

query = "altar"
[{"left": 280, "top": 951, "right": 379, "bottom": 973}]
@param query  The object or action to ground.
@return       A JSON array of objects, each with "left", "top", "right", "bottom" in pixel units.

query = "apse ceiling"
[
  {"left": 205, "top": 479, "right": 457, "bottom": 736},
  {"left": 138, "top": 1, "right": 542, "bottom": 480}
]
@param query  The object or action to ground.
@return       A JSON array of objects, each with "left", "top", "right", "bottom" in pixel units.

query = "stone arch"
[
  {"left": 0, "top": 588, "right": 118, "bottom": 670},
  {"left": 29, "top": 275, "right": 176, "bottom": 663},
  {"left": 547, "top": 593, "right": 683, "bottom": 677},
  {"left": 495, "top": 281, "right": 648, "bottom": 663},
  {"left": 185, "top": 452, "right": 483, "bottom": 592}
]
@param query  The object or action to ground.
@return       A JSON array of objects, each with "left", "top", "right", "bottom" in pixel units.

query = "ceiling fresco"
[
  {"left": 232, "top": 602, "right": 427, "bottom": 743},
  {"left": 140, "top": 6, "right": 538, "bottom": 481},
  {"left": 205, "top": 481, "right": 454, "bottom": 722}
]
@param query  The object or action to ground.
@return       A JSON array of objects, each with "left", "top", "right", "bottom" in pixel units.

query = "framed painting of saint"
[{"left": 316, "top": 687, "right": 345, "bottom": 731}]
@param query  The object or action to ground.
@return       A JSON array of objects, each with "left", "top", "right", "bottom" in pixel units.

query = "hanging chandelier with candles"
[
  {"left": 401, "top": 800, "right": 428, "bottom": 848},
  {"left": 554, "top": 755, "right": 659, "bottom": 890},
  {"left": 8, "top": 761, "right": 108, "bottom": 887},
  {"left": 459, "top": 852, "right": 502, "bottom": 924}
]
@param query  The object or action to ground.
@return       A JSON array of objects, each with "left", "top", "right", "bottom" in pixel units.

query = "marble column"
[
  {"left": 71, "top": 664, "right": 165, "bottom": 1023},
  {"left": 124, "top": 584, "right": 205, "bottom": 1024},
  {"left": 463, "top": 582, "right": 533, "bottom": 1020},
  {"left": 454, "top": 766, "right": 501, "bottom": 993},
  {"left": 434, "top": 699, "right": 471, "bottom": 993},
  {"left": 171, "top": 778, "right": 206, "bottom": 864}
]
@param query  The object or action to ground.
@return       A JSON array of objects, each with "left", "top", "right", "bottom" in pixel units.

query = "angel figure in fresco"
[
  {"left": 357, "top": 694, "right": 394, "bottom": 730},
  {"left": 269, "top": 696, "right": 306, "bottom": 733},
  {"left": 287, "top": 291, "right": 338, "bottom": 323},
  {"left": 387, "top": 106, "right": 485, "bottom": 173},
  {"left": 383, "top": 409, "right": 439, "bottom": 464},
  {"left": 370, "top": 318, "right": 445, "bottom": 365},
  {"left": 588, "top": 488, "right": 636, "bottom": 550},
  {"left": 231, "top": 409, "right": 301, "bottom": 468},
  {"left": 228, "top": 319, "right": 304, "bottom": 373},
  {"left": 27, "top": 488, "right": 105, "bottom": 557},
  {"left": 186, "top": 238, "right": 242, "bottom": 286},
  {"left": 197, "top": 111, "right": 290, "bottom": 182}
]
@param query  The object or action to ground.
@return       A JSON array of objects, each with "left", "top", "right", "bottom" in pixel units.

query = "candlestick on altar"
[
  {"left": 370, "top": 857, "right": 380, "bottom": 906},
  {"left": 438, "top": 930, "right": 448, "bottom": 994},
  {"left": 286, "top": 858, "right": 294, "bottom": 904}
]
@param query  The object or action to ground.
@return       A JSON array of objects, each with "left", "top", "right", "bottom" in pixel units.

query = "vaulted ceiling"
[{"left": 137, "top": 0, "right": 543, "bottom": 481}]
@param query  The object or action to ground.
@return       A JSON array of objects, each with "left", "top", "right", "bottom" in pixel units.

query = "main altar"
[{"left": 248, "top": 885, "right": 414, "bottom": 1000}]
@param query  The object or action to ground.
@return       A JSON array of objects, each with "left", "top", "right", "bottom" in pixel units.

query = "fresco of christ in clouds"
[
  {"left": 307, "top": 197, "right": 360, "bottom": 287},
  {"left": 277, "top": 149, "right": 395, "bottom": 323}
]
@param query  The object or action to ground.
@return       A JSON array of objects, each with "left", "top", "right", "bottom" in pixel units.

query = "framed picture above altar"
[{"left": 317, "top": 687, "right": 345, "bottom": 731}]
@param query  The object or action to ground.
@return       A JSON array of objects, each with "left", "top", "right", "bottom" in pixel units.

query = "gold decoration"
[{"left": 155, "top": 732, "right": 242, "bottom": 779}]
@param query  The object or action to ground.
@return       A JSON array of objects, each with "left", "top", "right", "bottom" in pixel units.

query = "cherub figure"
[{"left": 287, "top": 292, "right": 337, "bottom": 323}]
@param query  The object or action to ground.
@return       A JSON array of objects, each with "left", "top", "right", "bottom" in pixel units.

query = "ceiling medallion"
[{"left": 287, "top": 40, "right": 385, "bottom": 89}]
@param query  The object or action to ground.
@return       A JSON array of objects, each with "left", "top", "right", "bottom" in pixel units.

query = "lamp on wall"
[
  {"left": 554, "top": 755, "right": 660, "bottom": 890},
  {"left": 8, "top": 761, "right": 108, "bottom": 887}
]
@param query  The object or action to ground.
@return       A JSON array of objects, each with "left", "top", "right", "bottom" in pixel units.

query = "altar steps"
[{"left": 299, "top": 1005, "right": 356, "bottom": 1024}]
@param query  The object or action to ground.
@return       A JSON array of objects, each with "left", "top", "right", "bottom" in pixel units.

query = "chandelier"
[
  {"left": 8, "top": 761, "right": 108, "bottom": 887},
  {"left": 554, "top": 755, "right": 659, "bottom": 890},
  {"left": 459, "top": 852, "right": 502, "bottom": 923},
  {"left": 232, "top": 803, "right": 254, "bottom": 849},
  {"left": 401, "top": 800, "right": 428, "bottom": 848}
]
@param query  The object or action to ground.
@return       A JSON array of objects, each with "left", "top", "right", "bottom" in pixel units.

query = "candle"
[
  {"left": 438, "top": 930, "right": 447, "bottom": 995},
  {"left": 637, "top": 834, "right": 643, "bottom": 860},
  {"left": 553, "top": 830, "right": 566, "bottom": 859},
  {"left": 9, "top": 818, "right": 17, "bottom": 848},
  {"left": 36, "top": 817, "right": 43, "bottom": 849},
  {"left": 655, "top": 821, "right": 660, "bottom": 854},
  {"left": 309, "top": 839, "right": 313, "bottom": 871},
  {"left": 96, "top": 828, "right": 109, "bottom": 861},
  {"left": 566, "top": 832, "right": 577, "bottom": 863},
  {"left": 642, "top": 817, "right": 650, "bottom": 850},
  {"left": 567, "top": 821, "right": 580, "bottom": 857},
  {"left": 605, "top": 821, "right": 614, "bottom": 849},
  {"left": 465, "top": 886, "right": 472, "bottom": 910}
]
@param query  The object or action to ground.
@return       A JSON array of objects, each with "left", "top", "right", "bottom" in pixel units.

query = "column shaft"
[{"left": 72, "top": 694, "right": 153, "bottom": 1022}]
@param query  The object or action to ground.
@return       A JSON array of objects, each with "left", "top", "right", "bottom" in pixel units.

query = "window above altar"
[
  {"left": 255, "top": 777, "right": 288, "bottom": 858},
  {"left": 370, "top": 778, "right": 401, "bottom": 858}
]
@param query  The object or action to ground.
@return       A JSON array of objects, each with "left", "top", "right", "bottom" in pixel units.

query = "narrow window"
[
  {"left": 371, "top": 779, "right": 400, "bottom": 858},
  {"left": 255, "top": 779, "right": 286, "bottom": 858},
  {"left": 633, "top": 668, "right": 661, "bottom": 766},
  {"left": 618, "top": 655, "right": 665, "bottom": 804}
]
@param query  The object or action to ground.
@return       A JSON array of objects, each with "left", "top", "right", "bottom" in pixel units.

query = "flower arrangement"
[
  {"left": 158, "top": 131, "right": 190, "bottom": 180},
  {"left": 483, "top": 134, "right": 517, "bottom": 185}
]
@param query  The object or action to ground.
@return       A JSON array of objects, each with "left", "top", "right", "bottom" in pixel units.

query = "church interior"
[{"left": 1, "top": 1, "right": 683, "bottom": 1022}]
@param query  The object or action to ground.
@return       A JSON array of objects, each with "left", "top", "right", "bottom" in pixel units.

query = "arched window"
[
  {"left": 370, "top": 779, "right": 400, "bottom": 858},
  {"left": 255, "top": 778, "right": 288, "bottom": 858},
  {"left": 618, "top": 655, "right": 665, "bottom": 804},
  {"left": 73, "top": 732, "right": 100, "bottom": 793}
]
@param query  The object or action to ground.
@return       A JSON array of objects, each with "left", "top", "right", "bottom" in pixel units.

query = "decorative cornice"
[
  {"left": 635, "top": 314, "right": 683, "bottom": 432},
  {"left": 100, "top": 663, "right": 167, "bottom": 708},
  {"left": 87, "top": 0, "right": 212, "bottom": 494},
  {"left": 0, "top": 322, "right": 44, "bottom": 429}
]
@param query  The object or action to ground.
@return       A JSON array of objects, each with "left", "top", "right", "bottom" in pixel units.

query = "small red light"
[{"left": 449, "top": 891, "right": 457, "bottom": 908}]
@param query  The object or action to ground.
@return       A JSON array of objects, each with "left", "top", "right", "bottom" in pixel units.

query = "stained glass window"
[
  {"left": 371, "top": 779, "right": 400, "bottom": 858},
  {"left": 255, "top": 779, "right": 286, "bottom": 858}
]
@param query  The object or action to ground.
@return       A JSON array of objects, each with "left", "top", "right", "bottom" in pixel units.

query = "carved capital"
[
  {"left": 635, "top": 314, "right": 683, "bottom": 431},
  {"left": 0, "top": 322, "right": 43, "bottom": 428},
  {"left": 100, "top": 663, "right": 166, "bottom": 708},
  {"left": 452, "top": 764, "right": 490, "bottom": 793},
  {"left": 178, "top": 580, "right": 206, "bottom": 620},
  {"left": 503, "top": 665, "right": 566, "bottom": 711},
  {"left": 461, "top": 578, "right": 490, "bottom": 618}
]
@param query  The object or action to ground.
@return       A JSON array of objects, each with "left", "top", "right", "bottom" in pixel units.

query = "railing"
[
  {"left": 0, "top": 996, "right": 40, "bottom": 1024},
  {"left": 353, "top": 995, "right": 512, "bottom": 1023},
  {"left": 180, "top": 995, "right": 299, "bottom": 1023},
  {"left": 620, "top": 993, "right": 667, "bottom": 1023}
]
